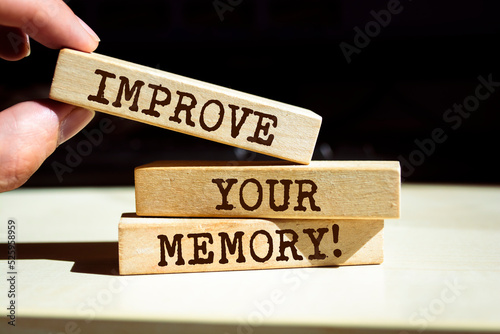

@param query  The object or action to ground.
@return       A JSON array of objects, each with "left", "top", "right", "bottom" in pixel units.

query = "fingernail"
[
  {"left": 77, "top": 16, "right": 100, "bottom": 43},
  {"left": 24, "top": 38, "right": 31, "bottom": 57},
  {"left": 58, "top": 107, "right": 95, "bottom": 145}
]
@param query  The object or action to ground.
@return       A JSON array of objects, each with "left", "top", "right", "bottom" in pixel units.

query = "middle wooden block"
[{"left": 135, "top": 160, "right": 400, "bottom": 219}]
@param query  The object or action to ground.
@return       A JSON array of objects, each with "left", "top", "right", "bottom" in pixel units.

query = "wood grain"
[
  {"left": 118, "top": 213, "right": 384, "bottom": 275},
  {"left": 49, "top": 48, "right": 322, "bottom": 164},
  {"left": 135, "top": 160, "right": 400, "bottom": 219}
]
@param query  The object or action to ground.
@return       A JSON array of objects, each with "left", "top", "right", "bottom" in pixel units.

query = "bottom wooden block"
[{"left": 118, "top": 213, "right": 384, "bottom": 275}]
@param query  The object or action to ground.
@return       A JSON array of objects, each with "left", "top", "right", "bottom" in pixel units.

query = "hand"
[{"left": 0, "top": 0, "right": 100, "bottom": 192}]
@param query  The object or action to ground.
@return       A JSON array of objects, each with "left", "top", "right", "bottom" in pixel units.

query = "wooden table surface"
[{"left": 1, "top": 184, "right": 499, "bottom": 333}]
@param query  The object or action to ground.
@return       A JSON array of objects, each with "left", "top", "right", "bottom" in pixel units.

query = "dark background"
[{"left": 1, "top": 0, "right": 500, "bottom": 187}]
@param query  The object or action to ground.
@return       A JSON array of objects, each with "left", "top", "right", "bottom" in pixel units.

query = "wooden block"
[
  {"left": 135, "top": 160, "right": 400, "bottom": 219},
  {"left": 118, "top": 213, "right": 384, "bottom": 275},
  {"left": 49, "top": 49, "right": 322, "bottom": 164}
]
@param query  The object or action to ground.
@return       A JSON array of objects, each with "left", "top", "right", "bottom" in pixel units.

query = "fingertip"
[
  {"left": 0, "top": 25, "right": 30, "bottom": 61},
  {"left": 72, "top": 16, "right": 100, "bottom": 53},
  {"left": 58, "top": 107, "right": 95, "bottom": 145},
  {"left": 0, "top": 100, "right": 95, "bottom": 192},
  {"left": 77, "top": 16, "right": 100, "bottom": 44},
  {"left": 0, "top": 0, "right": 100, "bottom": 54}
]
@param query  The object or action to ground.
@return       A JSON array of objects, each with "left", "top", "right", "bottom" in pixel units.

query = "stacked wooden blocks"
[{"left": 50, "top": 49, "right": 400, "bottom": 275}]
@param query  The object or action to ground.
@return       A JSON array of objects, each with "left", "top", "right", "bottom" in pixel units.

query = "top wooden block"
[{"left": 49, "top": 49, "right": 321, "bottom": 164}]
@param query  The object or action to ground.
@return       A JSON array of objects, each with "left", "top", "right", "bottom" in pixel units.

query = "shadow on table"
[{"left": 0, "top": 242, "right": 119, "bottom": 275}]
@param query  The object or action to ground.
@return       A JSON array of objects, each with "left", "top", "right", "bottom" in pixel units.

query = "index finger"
[{"left": 0, "top": 0, "right": 99, "bottom": 53}]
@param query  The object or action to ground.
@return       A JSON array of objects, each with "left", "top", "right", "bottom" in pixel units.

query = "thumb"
[{"left": 0, "top": 99, "right": 95, "bottom": 192}]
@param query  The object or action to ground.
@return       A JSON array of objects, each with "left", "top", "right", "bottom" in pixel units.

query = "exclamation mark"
[{"left": 332, "top": 224, "right": 342, "bottom": 258}]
